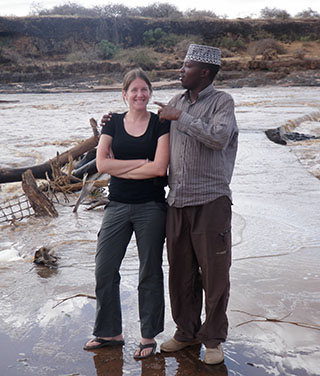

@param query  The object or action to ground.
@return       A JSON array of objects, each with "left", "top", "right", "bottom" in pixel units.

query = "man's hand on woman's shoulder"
[{"left": 100, "top": 112, "right": 113, "bottom": 127}]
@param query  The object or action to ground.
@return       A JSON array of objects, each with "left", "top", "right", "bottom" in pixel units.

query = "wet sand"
[{"left": 1, "top": 87, "right": 320, "bottom": 375}]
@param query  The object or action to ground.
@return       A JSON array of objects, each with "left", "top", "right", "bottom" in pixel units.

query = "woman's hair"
[{"left": 122, "top": 68, "right": 153, "bottom": 94}]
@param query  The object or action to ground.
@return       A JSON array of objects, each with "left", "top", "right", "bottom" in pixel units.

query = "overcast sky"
[{"left": 0, "top": 0, "right": 319, "bottom": 18}]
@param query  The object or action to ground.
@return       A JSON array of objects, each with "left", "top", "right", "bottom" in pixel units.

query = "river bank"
[{"left": 1, "top": 69, "right": 320, "bottom": 95}]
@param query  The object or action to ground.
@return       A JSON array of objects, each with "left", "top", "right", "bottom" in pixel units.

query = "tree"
[
  {"left": 260, "top": 7, "right": 291, "bottom": 19},
  {"left": 137, "top": 2, "right": 182, "bottom": 18},
  {"left": 184, "top": 9, "right": 219, "bottom": 18},
  {"left": 30, "top": 1, "right": 97, "bottom": 16},
  {"left": 93, "top": 4, "right": 131, "bottom": 17},
  {"left": 295, "top": 8, "right": 320, "bottom": 18}
]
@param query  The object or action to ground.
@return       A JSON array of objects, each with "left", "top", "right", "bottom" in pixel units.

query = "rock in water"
[
  {"left": 33, "top": 247, "right": 58, "bottom": 268},
  {"left": 265, "top": 128, "right": 287, "bottom": 145}
]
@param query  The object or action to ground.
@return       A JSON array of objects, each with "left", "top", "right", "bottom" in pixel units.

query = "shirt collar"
[{"left": 180, "top": 84, "right": 216, "bottom": 104}]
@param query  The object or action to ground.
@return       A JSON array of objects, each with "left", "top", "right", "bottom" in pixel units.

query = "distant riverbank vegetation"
[
  {"left": 25, "top": 2, "right": 320, "bottom": 64},
  {"left": 28, "top": 2, "right": 320, "bottom": 20}
]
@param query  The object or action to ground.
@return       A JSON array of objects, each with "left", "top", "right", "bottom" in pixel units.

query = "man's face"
[{"left": 179, "top": 60, "right": 203, "bottom": 90}]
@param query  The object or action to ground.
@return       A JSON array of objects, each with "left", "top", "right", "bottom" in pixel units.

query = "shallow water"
[{"left": 0, "top": 86, "right": 320, "bottom": 376}]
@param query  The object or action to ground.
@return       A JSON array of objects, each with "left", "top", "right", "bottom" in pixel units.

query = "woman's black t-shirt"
[{"left": 101, "top": 112, "right": 170, "bottom": 203}]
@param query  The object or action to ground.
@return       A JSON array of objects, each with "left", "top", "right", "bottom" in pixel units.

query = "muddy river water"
[{"left": 0, "top": 86, "right": 320, "bottom": 376}]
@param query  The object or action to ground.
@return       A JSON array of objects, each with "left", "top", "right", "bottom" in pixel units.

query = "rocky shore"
[{"left": 1, "top": 69, "right": 320, "bottom": 94}]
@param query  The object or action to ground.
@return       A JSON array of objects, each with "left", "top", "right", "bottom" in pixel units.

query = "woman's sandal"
[
  {"left": 83, "top": 337, "right": 124, "bottom": 351},
  {"left": 133, "top": 341, "right": 157, "bottom": 359}
]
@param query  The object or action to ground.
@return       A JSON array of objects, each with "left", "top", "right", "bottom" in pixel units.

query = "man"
[{"left": 155, "top": 44, "right": 238, "bottom": 365}]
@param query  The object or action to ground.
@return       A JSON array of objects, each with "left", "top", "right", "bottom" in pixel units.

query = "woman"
[{"left": 84, "top": 68, "right": 170, "bottom": 360}]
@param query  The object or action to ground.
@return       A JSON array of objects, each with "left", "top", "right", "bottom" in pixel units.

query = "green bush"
[
  {"left": 143, "top": 28, "right": 166, "bottom": 46},
  {"left": 143, "top": 28, "right": 187, "bottom": 49},
  {"left": 98, "top": 40, "right": 119, "bottom": 60},
  {"left": 143, "top": 30, "right": 156, "bottom": 46}
]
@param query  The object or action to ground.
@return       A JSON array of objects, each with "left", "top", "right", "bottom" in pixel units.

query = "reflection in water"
[
  {"left": 33, "top": 264, "right": 59, "bottom": 279},
  {"left": 93, "top": 347, "right": 124, "bottom": 376},
  {"left": 141, "top": 355, "right": 166, "bottom": 376},
  {"left": 161, "top": 345, "right": 228, "bottom": 376},
  {"left": 91, "top": 345, "right": 229, "bottom": 376}
]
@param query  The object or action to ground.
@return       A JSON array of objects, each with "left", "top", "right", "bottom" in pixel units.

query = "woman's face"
[{"left": 123, "top": 77, "right": 151, "bottom": 111}]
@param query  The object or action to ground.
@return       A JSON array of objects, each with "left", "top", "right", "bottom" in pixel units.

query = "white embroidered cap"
[{"left": 184, "top": 44, "right": 221, "bottom": 66}]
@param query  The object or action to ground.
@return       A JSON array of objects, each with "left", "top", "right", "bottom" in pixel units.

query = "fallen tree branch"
[
  {"left": 86, "top": 198, "right": 110, "bottom": 210},
  {"left": 52, "top": 293, "right": 96, "bottom": 308},
  {"left": 73, "top": 173, "right": 100, "bottom": 212},
  {"left": 45, "top": 177, "right": 109, "bottom": 193},
  {"left": 232, "top": 309, "right": 320, "bottom": 331}
]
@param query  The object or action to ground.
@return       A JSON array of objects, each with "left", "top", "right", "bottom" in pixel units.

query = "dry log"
[
  {"left": 22, "top": 169, "right": 58, "bottom": 217},
  {"left": 0, "top": 118, "right": 99, "bottom": 184}
]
